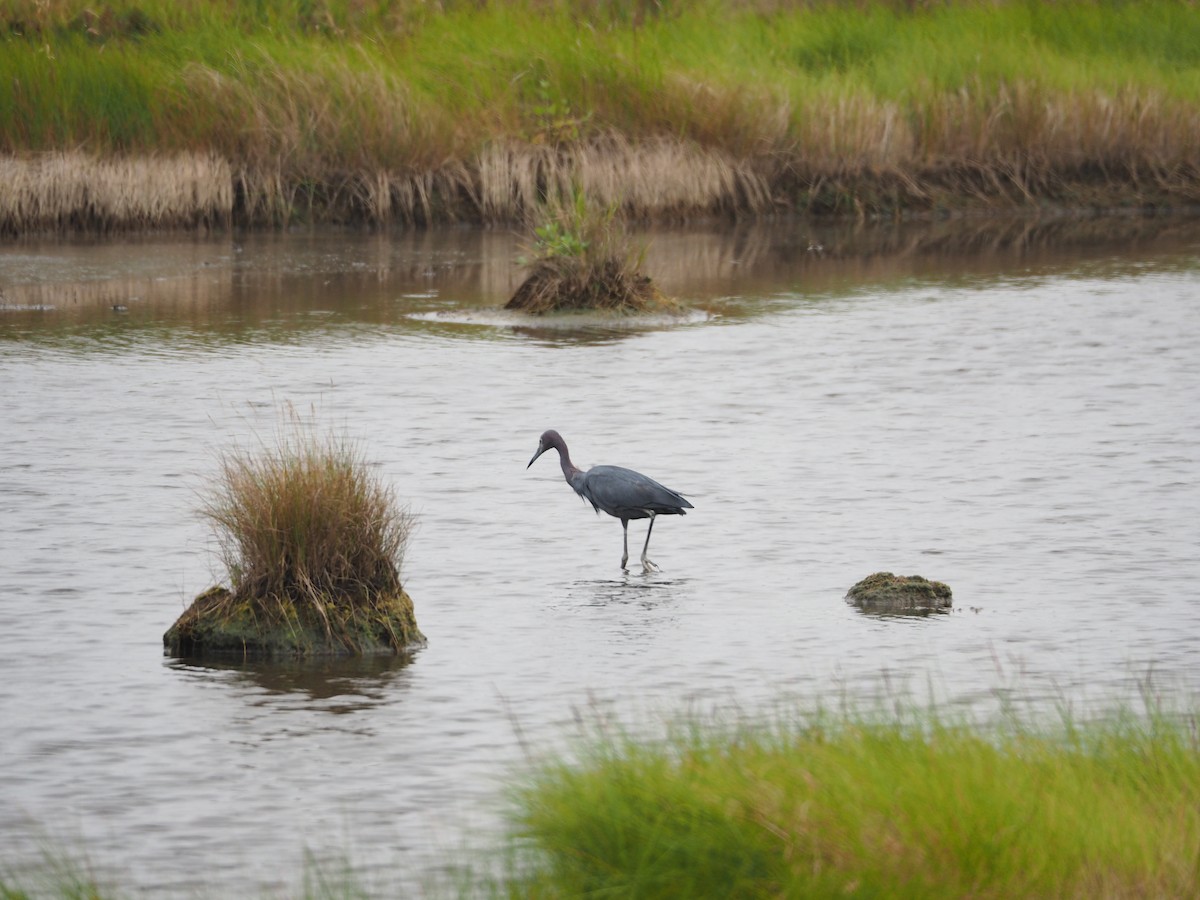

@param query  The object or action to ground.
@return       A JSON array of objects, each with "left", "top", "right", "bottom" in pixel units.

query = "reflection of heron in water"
[{"left": 527, "top": 430, "right": 693, "bottom": 573}]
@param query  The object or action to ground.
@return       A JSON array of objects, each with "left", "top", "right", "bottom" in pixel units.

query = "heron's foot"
[{"left": 641, "top": 557, "right": 661, "bottom": 574}]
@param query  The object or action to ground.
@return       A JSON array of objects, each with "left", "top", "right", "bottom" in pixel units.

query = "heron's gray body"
[
  {"left": 527, "top": 430, "right": 692, "bottom": 572},
  {"left": 570, "top": 465, "right": 692, "bottom": 522}
]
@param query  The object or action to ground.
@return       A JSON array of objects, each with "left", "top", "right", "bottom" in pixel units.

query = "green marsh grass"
[
  {"left": 499, "top": 707, "right": 1200, "bottom": 897},
  {"left": 0, "top": 843, "right": 372, "bottom": 899},
  {"left": 3, "top": 1, "right": 1200, "bottom": 229},
  {"left": 0, "top": 843, "right": 112, "bottom": 900}
]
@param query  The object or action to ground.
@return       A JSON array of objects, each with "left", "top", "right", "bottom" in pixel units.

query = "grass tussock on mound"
[
  {"left": 165, "top": 420, "right": 422, "bottom": 658},
  {"left": 501, "top": 709, "right": 1200, "bottom": 898},
  {"left": 505, "top": 194, "right": 681, "bottom": 315}
]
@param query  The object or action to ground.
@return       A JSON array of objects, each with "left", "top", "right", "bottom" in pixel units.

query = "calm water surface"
[{"left": 2, "top": 217, "right": 1199, "bottom": 894}]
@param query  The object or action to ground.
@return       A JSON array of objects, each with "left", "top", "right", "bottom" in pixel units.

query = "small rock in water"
[{"left": 846, "top": 572, "right": 952, "bottom": 613}]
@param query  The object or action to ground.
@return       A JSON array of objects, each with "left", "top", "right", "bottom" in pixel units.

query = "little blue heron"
[{"left": 527, "top": 429, "right": 693, "bottom": 573}]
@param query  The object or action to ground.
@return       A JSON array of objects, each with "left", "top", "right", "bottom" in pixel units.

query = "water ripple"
[{"left": 2, "top": 225, "right": 1199, "bottom": 895}]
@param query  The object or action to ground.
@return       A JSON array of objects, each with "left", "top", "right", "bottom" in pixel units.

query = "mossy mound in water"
[
  {"left": 505, "top": 257, "right": 680, "bottom": 315},
  {"left": 170, "top": 418, "right": 423, "bottom": 659},
  {"left": 164, "top": 584, "right": 424, "bottom": 659},
  {"left": 846, "top": 572, "right": 952, "bottom": 613}
]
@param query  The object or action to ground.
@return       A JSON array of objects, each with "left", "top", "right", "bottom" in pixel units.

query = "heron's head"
[{"left": 527, "top": 429, "right": 563, "bottom": 468}]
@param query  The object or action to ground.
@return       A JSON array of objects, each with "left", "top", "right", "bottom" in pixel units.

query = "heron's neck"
[{"left": 558, "top": 451, "right": 582, "bottom": 483}]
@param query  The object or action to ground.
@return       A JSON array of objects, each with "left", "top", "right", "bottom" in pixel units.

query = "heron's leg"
[
  {"left": 620, "top": 519, "right": 630, "bottom": 569},
  {"left": 640, "top": 515, "right": 661, "bottom": 573}
]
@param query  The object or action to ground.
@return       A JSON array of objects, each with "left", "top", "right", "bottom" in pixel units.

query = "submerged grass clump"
[
  {"left": 165, "top": 420, "right": 422, "bottom": 657},
  {"left": 505, "top": 192, "right": 679, "bottom": 315},
  {"left": 499, "top": 708, "right": 1200, "bottom": 897}
]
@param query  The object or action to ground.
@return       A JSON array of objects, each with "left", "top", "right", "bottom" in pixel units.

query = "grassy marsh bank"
[{"left": 3, "top": 0, "right": 1200, "bottom": 231}]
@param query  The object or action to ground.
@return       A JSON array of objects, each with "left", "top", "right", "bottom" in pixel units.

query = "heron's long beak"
[{"left": 527, "top": 443, "right": 547, "bottom": 469}]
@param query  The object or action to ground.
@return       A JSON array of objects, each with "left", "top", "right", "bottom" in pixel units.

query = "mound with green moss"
[
  {"left": 846, "top": 571, "right": 952, "bottom": 613},
  {"left": 164, "top": 584, "right": 421, "bottom": 658}
]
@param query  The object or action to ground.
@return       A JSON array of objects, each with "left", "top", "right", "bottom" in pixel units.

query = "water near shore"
[{"left": 2, "top": 216, "right": 1199, "bottom": 895}]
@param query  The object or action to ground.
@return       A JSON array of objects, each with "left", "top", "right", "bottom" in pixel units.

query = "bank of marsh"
[{"left": 4, "top": 1, "right": 1200, "bottom": 231}]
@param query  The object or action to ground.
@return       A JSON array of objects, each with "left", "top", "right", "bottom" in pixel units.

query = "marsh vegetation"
[
  {"left": 498, "top": 707, "right": 1200, "bottom": 898},
  {"left": 164, "top": 419, "right": 422, "bottom": 657},
  {"left": 3, "top": 1, "right": 1200, "bottom": 231},
  {"left": 505, "top": 193, "right": 678, "bottom": 314}
]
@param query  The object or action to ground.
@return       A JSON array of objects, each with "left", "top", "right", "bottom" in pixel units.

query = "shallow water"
[{"left": 2, "top": 216, "right": 1199, "bottom": 894}]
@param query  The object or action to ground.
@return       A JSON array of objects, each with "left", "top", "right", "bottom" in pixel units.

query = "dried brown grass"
[
  {"left": 197, "top": 418, "right": 420, "bottom": 653},
  {"left": 0, "top": 152, "right": 232, "bottom": 234},
  {"left": 0, "top": 268, "right": 232, "bottom": 316},
  {"left": 176, "top": 57, "right": 480, "bottom": 225},
  {"left": 5, "top": 80, "right": 1198, "bottom": 235},
  {"left": 914, "top": 84, "right": 1200, "bottom": 204},
  {"left": 780, "top": 83, "right": 1200, "bottom": 213},
  {"left": 478, "top": 132, "right": 774, "bottom": 223}
]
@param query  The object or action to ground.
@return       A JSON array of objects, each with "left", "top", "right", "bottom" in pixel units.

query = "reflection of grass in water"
[
  {"left": 167, "top": 651, "right": 415, "bottom": 702},
  {"left": 5, "top": 215, "right": 1200, "bottom": 342},
  {"left": 496, "top": 705, "right": 1200, "bottom": 897}
]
